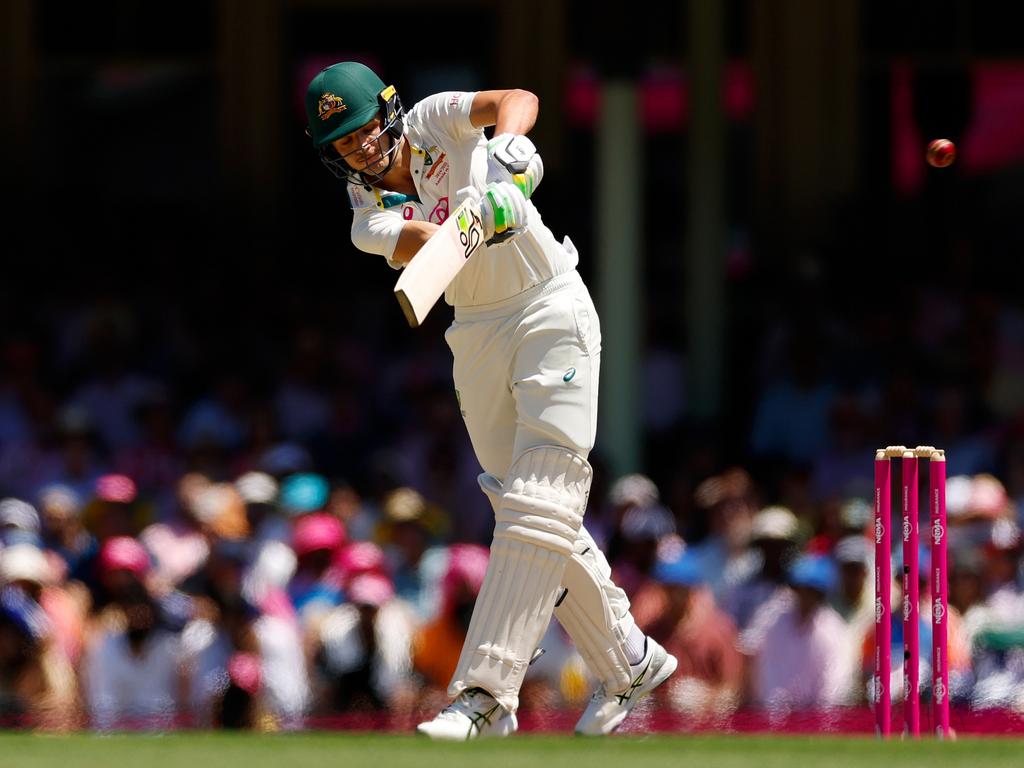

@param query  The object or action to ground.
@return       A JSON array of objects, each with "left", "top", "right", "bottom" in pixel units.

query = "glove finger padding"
[
  {"left": 487, "top": 134, "right": 544, "bottom": 198},
  {"left": 478, "top": 181, "right": 528, "bottom": 244},
  {"left": 512, "top": 153, "right": 543, "bottom": 199}
]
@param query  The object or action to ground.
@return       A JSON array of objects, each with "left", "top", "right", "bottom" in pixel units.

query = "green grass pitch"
[{"left": 1, "top": 733, "right": 1022, "bottom": 768}]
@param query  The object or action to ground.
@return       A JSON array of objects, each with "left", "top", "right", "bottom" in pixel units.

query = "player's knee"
[{"left": 495, "top": 445, "right": 592, "bottom": 555}]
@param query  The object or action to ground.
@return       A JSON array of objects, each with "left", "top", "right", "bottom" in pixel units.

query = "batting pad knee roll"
[
  {"left": 494, "top": 445, "right": 592, "bottom": 556},
  {"left": 449, "top": 446, "right": 592, "bottom": 712}
]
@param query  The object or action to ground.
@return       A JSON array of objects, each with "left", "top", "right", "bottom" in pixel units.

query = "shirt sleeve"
[
  {"left": 412, "top": 91, "right": 479, "bottom": 143},
  {"left": 351, "top": 205, "right": 405, "bottom": 268}
]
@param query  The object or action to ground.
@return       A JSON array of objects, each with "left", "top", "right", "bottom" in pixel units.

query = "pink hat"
[
  {"left": 441, "top": 544, "right": 489, "bottom": 614},
  {"left": 97, "top": 536, "right": 150, "bottom": 578},
  {"left": 335, "top": 541, "right": 386, "bottom": 581},
  {"left": 968, "top": 474, "right": 1011, "bottom": 520},
  {"left": 96, "top": 474, "right": 138, "bottom": 504},
  {"left": 227, "top": 652, "right": 262, "bottom": 695},
  {"left": 292, "top": 513, "right": 346, "bottom": 557},
  {"left": 347, "top": 572, "right": 394, "bottom": 607}
]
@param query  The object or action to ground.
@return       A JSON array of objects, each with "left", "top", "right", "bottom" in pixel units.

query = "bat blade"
[{"left": 393, "top": 198, "right": 484, "bottom": 327}]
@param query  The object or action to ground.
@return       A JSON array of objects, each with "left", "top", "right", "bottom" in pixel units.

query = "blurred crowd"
[
  {"left": 1, "top": 449, "right": 1023, "bottom": 731},
  {"left": 2, "top": 273, "right": 1024, "bottom": 731}
]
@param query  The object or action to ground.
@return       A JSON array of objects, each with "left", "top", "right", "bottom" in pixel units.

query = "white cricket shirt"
[{"left": 348, "top": 91, "right": 578, "bottom": 308}]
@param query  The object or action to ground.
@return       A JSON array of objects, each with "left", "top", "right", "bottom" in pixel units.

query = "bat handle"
[{"left": 485, "top": 227, "right": 523, "bottom": 246}]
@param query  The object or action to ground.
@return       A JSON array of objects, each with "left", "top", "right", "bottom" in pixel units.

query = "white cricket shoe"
[
  {"left": 574, "top": 636, "right": 678, "bottom": 735},
  {"left": 416, "top": 687, "right": 518, "bottom": 741}
]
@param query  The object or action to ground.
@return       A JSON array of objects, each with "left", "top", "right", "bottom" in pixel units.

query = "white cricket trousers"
[{"left": 445, "top": 269, "right": 636, "bottom": 690}]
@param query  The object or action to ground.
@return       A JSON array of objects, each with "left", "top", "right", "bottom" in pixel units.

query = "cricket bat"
[{"left": 394, "top": 197, "right": 485, "bottom": 328}]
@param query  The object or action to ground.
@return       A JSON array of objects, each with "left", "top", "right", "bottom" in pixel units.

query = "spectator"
[
  {"left": 81, "top": 474, "right": 151, "bottom": 544},
  {"left": 288, "top": 512, "right": 346, "bottom": 625},
  {"left": 138, "top": 473, "right": 212, "bottom": 588},
  {"left": 632, "top": 550, "right": 743, "bottom": 720},
  {"left": 603, "top": 473, "right": 662, "bottom": 561},
  {"left": 213, "top": 651, "right": 268, "bottom": 729},
  {"left": 412, "top": 544, "right": 488, "bottom": 697},
  {"left": 0, "top": 585, "right": 79, "bottom": 730},
  {"left": 741, "top": 555, "right": 853, "bottom": 711},
  {"left": 721, "top": 505, "right": 802, "bottom": 631},
  {"left": 376, "top": 487, "right": 448, "bottom": 619},
  {"left": 314, "top": 571, "right": 416, "bottom": 714},
  {"left": 181, "top": 538, "right": 308, "bottom": 727},
  {"left": 2, "top": 541, "right": 87, "bottom": 670},
  {"left": 82, "top": 538, "right": 185, "bottom": 730},
  {"left": 688, "top": 468, "right": 759, "bottom": 601},
  {"left": 610, "top": 504, "right": 676, "bottom": 597},
  {"left": 37, "top": 484, "right": 97, "bottom": 586}
]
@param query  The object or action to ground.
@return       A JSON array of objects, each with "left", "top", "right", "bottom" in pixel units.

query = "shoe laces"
[{"left": 444, "top": 687, "right": 493, "bottom": 715}]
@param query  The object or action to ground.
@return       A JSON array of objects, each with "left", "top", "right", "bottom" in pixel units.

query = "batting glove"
[
  {"left": 486, "top": 133, "right": 544, "bottom": 199},
  {"left": 459, "top": 182, "right": 529, "bottom": 244}
]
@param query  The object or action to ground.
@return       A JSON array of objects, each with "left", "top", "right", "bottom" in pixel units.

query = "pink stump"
[
  {"left": 902, "top": 453, "right": 920, "bottom": 736},
  {"left": 930, "top": 456, "right": 950, "bottom": 738},
  {"left": 874, "top": 453, "right": 892, "bottom": 738}
]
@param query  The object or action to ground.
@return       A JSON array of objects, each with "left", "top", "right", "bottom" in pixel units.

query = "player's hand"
[
  {"left": 459, "top": 182, "right": 529, "bottom": 244},
  {"left": 486, "top": 133, "right": 544, "bottom": 199}
]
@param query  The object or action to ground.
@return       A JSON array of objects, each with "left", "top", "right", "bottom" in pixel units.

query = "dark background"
[{"left": 4, "top": 0, "right": 1024, "bottom": 535}]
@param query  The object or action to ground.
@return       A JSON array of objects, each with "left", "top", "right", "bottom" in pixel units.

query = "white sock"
[{"left": 624, "top": 624, "right": 646, "bottom": 665}]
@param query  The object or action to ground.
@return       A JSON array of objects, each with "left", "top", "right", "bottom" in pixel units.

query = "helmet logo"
[{"left": 318, "top": 93, "right": 347, "bottom": 121}]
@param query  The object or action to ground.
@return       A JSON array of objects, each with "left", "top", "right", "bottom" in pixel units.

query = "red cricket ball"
[{"left": 926, "top": 139, "right": 956, "bottom": 168}]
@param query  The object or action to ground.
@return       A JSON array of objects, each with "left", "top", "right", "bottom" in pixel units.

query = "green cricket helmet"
[{"left": 304, "top": 61, "right": 405, "bottom": 185}]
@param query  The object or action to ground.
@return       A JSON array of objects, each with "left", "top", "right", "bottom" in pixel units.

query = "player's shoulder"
[
  {"left": 346, "top": 182, "right": 415, "bottom": 213},
  {"left": 346, "top": 181, "right": 377, "bottom": 210},
  {"left": 407, "top": 91, "right": 477, "bottom": 127}
]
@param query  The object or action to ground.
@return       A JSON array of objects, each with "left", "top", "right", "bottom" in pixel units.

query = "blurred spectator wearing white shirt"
[
  {"left": 314, "top": 571, "right": 417, "bottom": 714},
  {"left": 82, "top": 537, "right": 185, "bottom": 730},
  {"left": 741, "top": 554, "right": 853, "bottom": 712},
  {"left": 721, "top": 506, "right": 801, "bottom": 631}
]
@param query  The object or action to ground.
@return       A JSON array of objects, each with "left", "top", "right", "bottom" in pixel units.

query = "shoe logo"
[
  {"left": 615, "top": 658, "right": 651, "bottom": 705},
  {"left": 563, "top": 367, "right": 576, "bottom": 382},
  {"left": 466, "top": 702, "right": 500, "bottom": 740}
]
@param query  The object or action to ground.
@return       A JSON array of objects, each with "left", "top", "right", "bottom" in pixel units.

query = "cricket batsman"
[{"left": 304, "top": 61, "right": 677, "bottom": 738}]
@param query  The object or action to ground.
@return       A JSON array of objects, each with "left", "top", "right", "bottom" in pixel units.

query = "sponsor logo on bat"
[{"left": 455, "top": 204, "right": 482, "bottom": 259}]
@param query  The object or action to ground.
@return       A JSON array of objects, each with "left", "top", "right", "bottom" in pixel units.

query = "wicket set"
[{"left": 873, "top": 446, "right": 950, "bottom": 738}]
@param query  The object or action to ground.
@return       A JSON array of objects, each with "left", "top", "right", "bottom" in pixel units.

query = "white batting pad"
[
  {"left": 450, "top": 446, "right": 592, "bottom": 712},
  {"left": 554, "top": 526, "right": 636, "bottom": 693}
]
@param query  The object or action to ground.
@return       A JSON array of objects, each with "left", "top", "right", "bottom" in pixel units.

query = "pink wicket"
[
  {"left": 874, "top": 453, "right": 892, "bottom": 737},
  {"left": 873, "top": 446, "right": 949, "bottom": 740},
  {"left": 902, "top": 452, "right": 919, "bottom": 735},
  {"left": 930, "top": 455, "right": 950, "bottom": 738}
]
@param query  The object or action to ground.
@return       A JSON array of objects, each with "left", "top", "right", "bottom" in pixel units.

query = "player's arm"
[
  {"left": 469, "top": 89, "right": 539, "bottom": 134},
  {"left": 469, "top": 90, "right": 544, "bottom": 199},
  {"left": 351, "top": 202, "right": 440, "bottom": 268},
  {"left": 392, "top": 221, "right": 441, "bottom": 266}
]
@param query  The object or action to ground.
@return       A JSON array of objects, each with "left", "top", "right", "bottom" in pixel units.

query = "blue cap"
[
  {"left": 788, "top": 554, "right": 838, "bottom": 594},
  {"left": 917, "top": 544, "right": 931, "bottom": 577},
  {"left": 280, "top": 473, "right": 329, "bottom": 515},
  {"left": 654, "top": 551, "right": 704, "bottom": 586}
]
